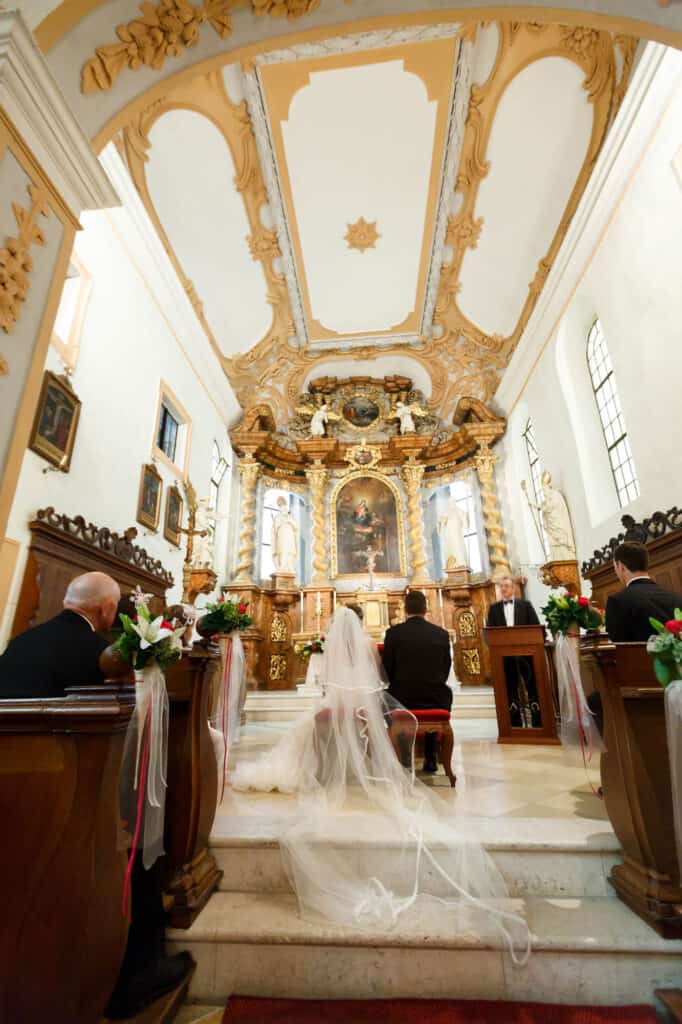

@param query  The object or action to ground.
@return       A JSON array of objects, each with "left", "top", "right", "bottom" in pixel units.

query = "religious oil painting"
[
  {"left": 341, "top": 395, "right": 380, "bottom": 430},
  {"left": 137, "top": 463, "right": 162, "bottom": 531},
  {"left": 334, "top": 476, "right": 402, "bottom": 576},
  {"left": 28, "top": 371, "right": 81, "bottom": 472},
  {"left": 164, "top": 484, "right": 183, "bottom": 546}
]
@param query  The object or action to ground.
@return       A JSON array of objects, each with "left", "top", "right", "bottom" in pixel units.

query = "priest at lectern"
[{"left": 486, "top": 576, "right": 542, "bottom": 728}]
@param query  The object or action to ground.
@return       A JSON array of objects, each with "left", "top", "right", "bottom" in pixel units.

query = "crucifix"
[{"left": 363, "top": 544, "right": 383, "bottom": 592}]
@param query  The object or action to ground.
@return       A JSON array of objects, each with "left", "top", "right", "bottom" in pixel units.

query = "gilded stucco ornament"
[
  {"left": 252, "top": 0, "right": 320, "bottom": 19},
  {"left": 81, "top": 0, "right": 233, "bottom": 94},
  {"left": 0, "top": 184, "right": 50, "bottom": 335},
  {"left": 344, "top": 217, "right": 380, "bottom": 254}
]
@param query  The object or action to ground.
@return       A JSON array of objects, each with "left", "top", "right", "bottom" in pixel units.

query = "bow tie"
[{"left": 503, "top": 600, "right": 514, "bottom": 605}]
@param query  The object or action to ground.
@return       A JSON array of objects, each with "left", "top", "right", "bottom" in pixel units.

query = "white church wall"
[
  {"left": 0, "top": 202, "right": 238, "bottom": 648},
  {"left": 495, "top": 64, "right": 682, "bottom": 607}
]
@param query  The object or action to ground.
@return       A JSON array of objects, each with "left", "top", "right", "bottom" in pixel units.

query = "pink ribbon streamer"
[
  {"left": 122, "top": 706, "right": 152, "bottom": 916},
  {"left": 219, "top": 636, "right": 234, "bottom": 804}
]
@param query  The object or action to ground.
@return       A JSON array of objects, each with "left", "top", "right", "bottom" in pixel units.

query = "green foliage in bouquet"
[
  {"left": 294, "top": 636, "right": 325, "bottom": 658},
  {"left": 541, "top": 592, "right": 604, "bottom": 636},
  {"left": 647, "top": 609, "right": 682, "bottom": 688},
  {"left": 113, "top": 603, "right": 185, "bottom": 671},
  {"left": 199, "top": 596, "right": 253, "bottom": 635}
]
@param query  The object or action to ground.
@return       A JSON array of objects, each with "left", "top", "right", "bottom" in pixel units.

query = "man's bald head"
[{"left": 64, "top": 572, "right": 121, "bottom": 633}]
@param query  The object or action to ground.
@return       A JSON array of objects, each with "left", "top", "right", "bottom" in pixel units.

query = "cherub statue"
[
  {"left": 389, "top": 400, "right": 428, "bottom": 435},
  {"left": 295, "top": 400, "right": 340, "bottom": 438}
]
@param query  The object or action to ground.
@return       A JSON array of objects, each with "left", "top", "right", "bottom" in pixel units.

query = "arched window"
[
  {"left": 521, "top": 418, "right": 549, "bottom": 559},
  {"left": 587, "top": 319, "right": 639, "bottom": 508},
  {"left": 209, "top": 441, "right": 228, "bottom": 510}
]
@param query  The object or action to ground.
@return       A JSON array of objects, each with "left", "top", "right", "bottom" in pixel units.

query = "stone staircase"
[
  {"left": 245, "top": 686, "right": 497, "bottom": 722},
  {"left": 168, "top": 817, "right": 682, "bottom": 1008}
]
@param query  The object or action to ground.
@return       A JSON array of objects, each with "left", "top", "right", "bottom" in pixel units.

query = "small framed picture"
[
  {"left": 28, "top": 370, "right": 82, "bottom": 472},
  {"left": 137, "top": 463, "right": 162, "bottom": 531},
  {"left": 164, "top": 484, "right": 183, "bottom": 546}
]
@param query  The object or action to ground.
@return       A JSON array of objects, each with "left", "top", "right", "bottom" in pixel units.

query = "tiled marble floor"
[{"left": 215, "top": 716, "right": 608, "bottom": 834}]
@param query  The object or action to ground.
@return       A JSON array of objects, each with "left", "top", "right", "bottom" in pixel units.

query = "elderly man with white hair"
[{"left": 0, "top": 571, "right": 121, "bottom": 698}]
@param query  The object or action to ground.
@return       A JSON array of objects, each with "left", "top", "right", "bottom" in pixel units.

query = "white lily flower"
[{"left": 131, "top": 615, "right": 174, "bottom": 650}]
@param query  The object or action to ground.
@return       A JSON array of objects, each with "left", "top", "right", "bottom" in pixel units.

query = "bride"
[{"left": 230, "top": 607, "right": 531, "bottom": 963}]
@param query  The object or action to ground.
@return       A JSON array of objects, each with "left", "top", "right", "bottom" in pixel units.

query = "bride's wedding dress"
[{"left": 230, "top": 607, "right": 531, "bottom": 963}]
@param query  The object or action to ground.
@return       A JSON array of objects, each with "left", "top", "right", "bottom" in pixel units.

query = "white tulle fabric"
[
  {"left": 231, "top": 608, "right": 531, "bottom": 963},
  {"left": 554, "top": 633, "right": 603, "bottom": 758},
  {"left": 120, "top": 663, "right": 169, "bottom": 869},
  {"left": 210, "top": 632, "right": 246, "bottom": 802},
  {"left": 665, "top": 680, "right": 682, "bottom": 880}
]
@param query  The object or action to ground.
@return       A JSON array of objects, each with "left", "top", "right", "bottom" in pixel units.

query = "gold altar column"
[
  {"left": 401, "top": 457, "right": 429, "bottom": 584},
  {"left": 234, "top": 454, "right": 261, "bottom": 583},
  {"left": 474, "top": 443, "right": 511, "bottom": 579},
  {"left": 305, "top": 459, "right": 328, "bottom": 584}
]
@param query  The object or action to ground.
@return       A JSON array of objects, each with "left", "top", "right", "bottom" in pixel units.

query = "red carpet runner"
[{"left": 223, "top": 997, "right": 658, "bottom": 1023}]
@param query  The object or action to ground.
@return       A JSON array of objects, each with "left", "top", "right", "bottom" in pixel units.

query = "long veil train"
[{"left": 231, "top": 607, "right": 531, "bottom": 964}]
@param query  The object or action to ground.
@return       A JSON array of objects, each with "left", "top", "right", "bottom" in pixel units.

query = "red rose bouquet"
[
  {"left": 647, "top": 610, "right": 682, "bottom": 687},
  {"left": 541, "top": 592, "right": 604, "bottom": 636}
]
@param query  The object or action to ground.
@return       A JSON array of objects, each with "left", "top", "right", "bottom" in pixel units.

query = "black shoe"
[
  {"left": 106, "top": 951, "right": 195, "bottom": 1019},
  {"left": 423, "top": 760, "right": 438, "bottom": 774}
]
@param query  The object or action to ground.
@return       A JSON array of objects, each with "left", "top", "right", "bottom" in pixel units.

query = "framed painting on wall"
[
  {"left": 137, "top": 463, "right": 162, "bottom": 531},
  {"left": 28, "top": 370, "right": 82, "bottom": 472},
  {"left": 164, "top": 484, "right": 183, "bottom": 546},
  {"left": 331, "top": 473, "right": 405, "bottom": 577}
]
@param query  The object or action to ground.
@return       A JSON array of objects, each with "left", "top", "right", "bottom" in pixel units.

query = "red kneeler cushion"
[{"left": 392, "top": 709, "right": 451, "bottom": 722}]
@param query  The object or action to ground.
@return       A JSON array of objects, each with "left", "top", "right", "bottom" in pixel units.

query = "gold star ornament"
[{"left": 344, "top": 217, "right": 380, "bottom": 253}]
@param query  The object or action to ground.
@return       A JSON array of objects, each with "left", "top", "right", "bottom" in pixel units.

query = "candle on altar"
[
  {"left": 332, "top": 589, "right": 336, "bottom": 613},
  {"left": 438, "top": 587, "right": 445, "bottom": 627},
  {"left": 299, "top": 590, "right": 304, "bottom": 633},
  {"left": 315, "top": 590, "right": 322, "bottom": 633}
]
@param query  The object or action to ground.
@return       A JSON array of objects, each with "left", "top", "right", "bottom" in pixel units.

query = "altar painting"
[{"left": 334, "top": 476, "right": 401, "bottom": 576}]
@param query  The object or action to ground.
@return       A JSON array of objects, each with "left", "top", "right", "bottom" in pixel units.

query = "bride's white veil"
[{"left": 234, "top": 607, "right": 531, "bottom": 963}]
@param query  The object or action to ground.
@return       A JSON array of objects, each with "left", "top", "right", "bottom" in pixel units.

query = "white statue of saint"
[
  {"left": 272, "top": 496, "right": 299, "bottom": 575},
  {"left": 192, "top": 498, "right": 229, "bottom": 569},
  {"left": 438, "top": 495, "right": 470, "bottom": 570},
  {"left": 310, "top": 402, "right": 341, "bottom": 437},
  {"left": 390, "top": 400, "right": 427, "bottom": 435},
  {"left": 522, "top": 472, "right": 576, "bottom": 562}
]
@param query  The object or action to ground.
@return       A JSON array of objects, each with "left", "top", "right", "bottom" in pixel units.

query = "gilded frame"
[
  {"left": 28, "top": 370, "right": 82, "bottom": 472},
  {"left": 163, "top": 483, "right": 183, "bottom": 546},
  {"left": 137, "top": 462, "right": 163, "bottom": 532},
  {"left": 329, "top": 468, "right": 407, "bottom": 579}
]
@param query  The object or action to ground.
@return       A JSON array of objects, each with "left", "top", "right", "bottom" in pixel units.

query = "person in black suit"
[
  {"left": 0, "top": 571, "right": 120, "bottom": 698},
  {"left": 486, "top": 576, "right": 542, "bottom": 728},
  {"left": 588, "top": 541, "right": 682, "bottom": 735},
  {"left": 381, "top": 589, "right": 452, "bottom": 772}
]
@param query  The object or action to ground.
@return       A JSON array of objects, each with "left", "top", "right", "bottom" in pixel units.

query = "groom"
[{"left": 381, "top": 590, "right": 452, "bottom": 772}]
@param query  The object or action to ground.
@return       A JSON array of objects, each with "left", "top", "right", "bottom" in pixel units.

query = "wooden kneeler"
[{"left": 389, "top": 709, "right": 457, "bottom": 788}]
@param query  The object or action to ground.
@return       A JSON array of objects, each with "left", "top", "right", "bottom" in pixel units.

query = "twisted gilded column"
[
  {"left": 474, "top": 444, "right": 511, "bottom": 579},
  {"left": 401, "top": 458, "right": 429, "bottom": 584},
  {"left": 234, "top": 454, "right": 260, "bottom": 582},
  {"left": 305, "top": 459, "right": 328, "bottom": 583}
]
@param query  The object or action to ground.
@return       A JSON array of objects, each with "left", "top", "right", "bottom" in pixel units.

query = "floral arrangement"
[
  {"left": 114, "top": 602, "right": 185, "bottom": 671},
  {"left": 541, "top": 592, "right": 604, "bottom": 636},
  {"left": 197, "top": 596, "right": 253, "bottom": 635},
  {"left": 647, "top": 610, "right": 682, "bottom": 688},
  {"left": 294, "top": 636, "right": 325, "bottom": 659}
]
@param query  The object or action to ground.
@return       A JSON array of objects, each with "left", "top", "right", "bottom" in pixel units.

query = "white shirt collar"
[
  {"left": 67, "top": 608, "right": 96, "bottom": 632},
  {"left": 626, "top": 576, "right": 651, "bottom": 587}
]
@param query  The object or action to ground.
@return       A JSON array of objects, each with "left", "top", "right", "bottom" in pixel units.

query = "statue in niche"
[
  {"left": 390, "top": 399, "right": 428, "bottom": 435},
  {"left": 192, "top": 498, "right": 229, "bottom": 569},
  {"left": 522, "top": 471, "right": 576, "bottom": 562},
  {"left": 438, "top": 495, "right": 470, "bottom": 570},
  {"left": 272, "top": 496, "right": 299, "bottom": 574}
]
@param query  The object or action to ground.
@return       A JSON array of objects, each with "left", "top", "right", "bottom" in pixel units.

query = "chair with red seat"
[{"left": 388, "top": 708, "right": 456, "bottom": 788}]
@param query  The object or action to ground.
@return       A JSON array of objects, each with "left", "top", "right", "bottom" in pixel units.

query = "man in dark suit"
[
  {"left": 382, "top": 589, "right": 452, "bottom": 772},
  {"left": 0, "top": 571, "right": 120, "bottom": 697},
  {"left": 588, "top": 541, "right": 682, "bottom": 735},
  {"left": 486, "top": 576, "right": 542, "bottom": 727},
  {"left": 486, "top": 576, "right": 541, "bottom": 628}
]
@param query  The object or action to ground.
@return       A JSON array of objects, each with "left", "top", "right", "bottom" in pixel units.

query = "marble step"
[
  {"left": 167, "top": 891, "right": 682, "bottom": 1006},
  {"left": 210, "top": 818, "right": 621, "bottom": 901},
  {"left": 245, "top": 688, "right": 497, "bottom": 721}
]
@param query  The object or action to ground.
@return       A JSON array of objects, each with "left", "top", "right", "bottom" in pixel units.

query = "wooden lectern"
[{"left": 485, "top": 625, "right": 559, "bottom": 744}]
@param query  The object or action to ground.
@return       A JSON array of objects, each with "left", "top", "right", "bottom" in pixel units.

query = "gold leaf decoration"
[
  {"left": 0, "top": 184, "right": 49, "bottom": 334},
  {"left": 252, "top": 0, "right": 320, "bottom": 20},
  {"left": 344, "top": 217, "right": 380, "bottom": 254},
  {"left": 81, "top": 0, "right": 233, "bottom": 95}
]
